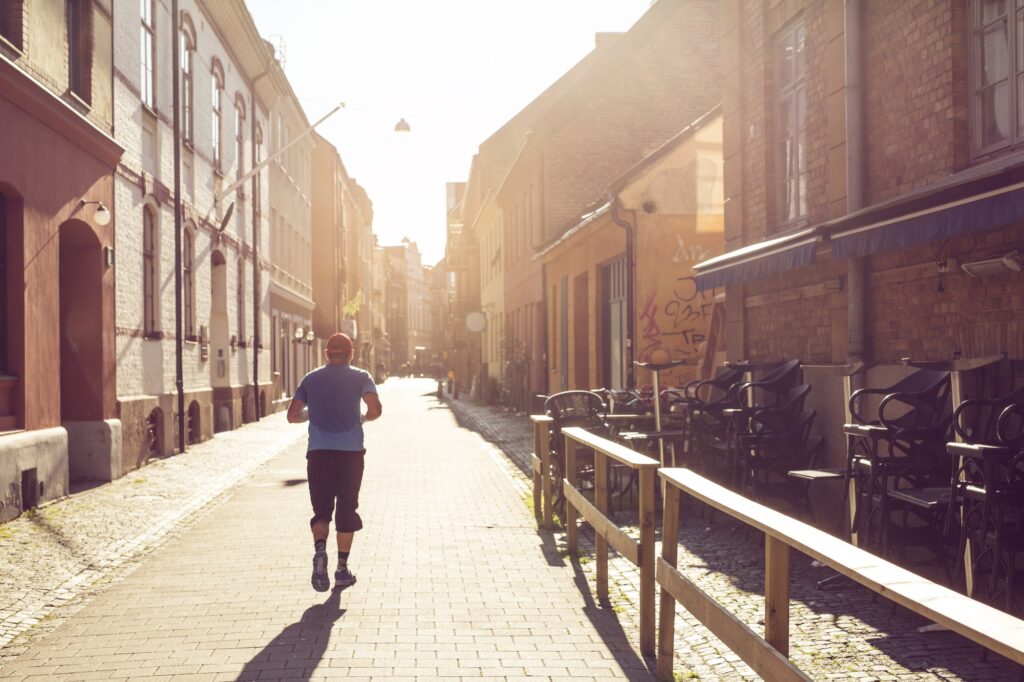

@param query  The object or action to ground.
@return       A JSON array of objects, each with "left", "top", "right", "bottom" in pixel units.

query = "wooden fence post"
[
  {"left": 565, "top": 437, "right": 578, "bottom": 556},
  {"left": 532, "top": 419, "right": 543, "bottom": 526},
  {"left": 764, "top": 534, "right": 791, "bottom": 657},
  {"left": 657, "top": 481, "right": 682, "bottom": 680},
  {"left": 595, "top": 452, "right": 609, "bottom": 602},
  {"left": 639, "top": 466, "right": 656, "bottom": 657},
  {"left": 540, "top": 419, "right": 553, "bottom": 529}
]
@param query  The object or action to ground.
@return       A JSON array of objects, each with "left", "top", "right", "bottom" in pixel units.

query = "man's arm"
[
  {"left": 362, "top": 393, "right": 382, "bottom": 423},
  {"left": 286, "top": 398, "right": 307, "bottom": 423}
]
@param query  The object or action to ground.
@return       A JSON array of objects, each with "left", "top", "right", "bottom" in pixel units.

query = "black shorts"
[{"left": 306, "top": 450, "right": 365, "bottom": 532}]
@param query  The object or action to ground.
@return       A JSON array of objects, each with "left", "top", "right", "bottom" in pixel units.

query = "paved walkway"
[
  {"left": 0, "top": 379, "right": 653, "bottom": 681},
  {"left": 448, "top": 397, "right": 1023, "bottom": 681}
]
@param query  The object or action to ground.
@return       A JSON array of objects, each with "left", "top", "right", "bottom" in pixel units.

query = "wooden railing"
[
  {"left": 561, "top": 426, "right": 661, "bottom": 656},
  {"left": 530, "top": 415, "right": 554, "bottom": 528},
  {"left": 656, "top": 467, "right": 1024, "bottom": 681}
]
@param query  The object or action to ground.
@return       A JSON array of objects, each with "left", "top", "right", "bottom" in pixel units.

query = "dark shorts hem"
[{"left": 306, "top": 450, "right": 365, "bottom": 532}]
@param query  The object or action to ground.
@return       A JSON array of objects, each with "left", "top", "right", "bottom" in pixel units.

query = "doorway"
[{"left": 59, "top": 220, "right": 103, "bottom": 422}]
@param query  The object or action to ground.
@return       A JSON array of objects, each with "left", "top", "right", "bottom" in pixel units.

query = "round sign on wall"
[{"left": 465, "top": 311, "right": 487, "bottom": 333}]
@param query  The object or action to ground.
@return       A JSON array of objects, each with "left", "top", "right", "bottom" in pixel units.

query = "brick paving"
[
  {"left": 448, "top": 396, "right": 1022, "bottom": 681},
  {"left": 0, "top": 378, "right": 656, "bottom": 681},
  {"left": 0, "top": 413, "right": 307, "bottom": 667}
]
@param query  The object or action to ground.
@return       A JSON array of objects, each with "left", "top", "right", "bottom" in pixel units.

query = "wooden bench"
[
  {"left": 561, "top": 426, "right": 661, "bottom": 656},
  {"left": 656, "top": 466, "right": 1024, "bottom": 681}
]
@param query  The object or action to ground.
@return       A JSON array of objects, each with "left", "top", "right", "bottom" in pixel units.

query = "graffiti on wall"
[
  {"left": 671, "top": 234, "right": 713, "bottom": 264},
  {"left": 638, "top": 276, "right": 716, "bottom": 373}
]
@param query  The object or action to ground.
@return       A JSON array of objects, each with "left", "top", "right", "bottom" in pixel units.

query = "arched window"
[
  {"left": 254, "top": 124, "right": 263, "bottom": 215},
  {"left": 236, "top": 258, "right": 246, "bottom": 344},
  {"left": 142, "top": 205, "right": 157, "bottom": 336},
  {"left": 234, "top": 94, "right": 246, "bottom": 184},
  {"left": 183, "top": 226, "right": 195, "bottom": 338},
  {"left": 140, "top": 0, "right": 155, "bottom": 109},
  {"left": 180, "top": 14, "right": 195, "bottom": 144},
  {"left": 211, "top": 59, "right": 224, "bottom": 171}
]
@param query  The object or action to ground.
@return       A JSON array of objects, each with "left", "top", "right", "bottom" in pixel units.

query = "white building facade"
[{"left": 113, "top": 0, "right": 273, "bottom": 468}]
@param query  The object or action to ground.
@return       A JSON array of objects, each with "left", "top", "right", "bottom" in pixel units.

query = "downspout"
[
  {"left": 610, "top": 196, "right": 636, "bottom": 389},
  {"left": 172, "top": 0, "right": 184, "bottom": 453},
  {"left": 845, "top": 0, "right": 865, "bottom": 363},
  {"left": 250, "top": 68, "right": 271, "bottom": 421}
]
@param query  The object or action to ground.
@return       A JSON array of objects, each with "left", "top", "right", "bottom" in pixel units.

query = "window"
[
  {"left": 234, "top": 97, "right": 245, "bottom": 184},
  {"left": 1, "top": 0, "right": 23, "bottom": 49},
  {"left": 140, "top": 0, "right": 154, "bottom": 109},
  {"left": 237, "top": 259, "right": 246, "bottom": 343},
  {"left": 142, "top": 206, "right": 157, "bottom": 336},
  {"left": 254, "top": 124, "right": 263, "bottom": 215},
  {"left": 776, "top": 21, "right": 806, "bottom": 225},
  {"left": 67, "top": 0, "right": 91, "bottom": 101},
  {"left": 180, "top": 16, "right": 194, "bottom": 143},
  {"left": 183, "top": 226, "right": 194, "bottom": 338},
  {"left": 970, "top": 0, "right": 1024, "bottom": 156},
  {"left": 211, "top": 61, "right": 224, "bottom": 171}
]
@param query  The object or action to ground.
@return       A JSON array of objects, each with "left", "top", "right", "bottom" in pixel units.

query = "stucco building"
[
  {"left": 113, "top": 0, "right": 273, "bottom": 472},
  {"left": 0, "top": 0, "right": 122, "bottom": 520}
]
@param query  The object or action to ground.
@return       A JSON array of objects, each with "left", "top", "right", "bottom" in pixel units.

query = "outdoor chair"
[
  {"left": 544, "top": 390, "right": 611, "bottom": 513},
  {"left": 741, "top": 407, "right": 823, "bottom": 510},
  {"left": 845, "top": 368, "right": 953, "bottom": 556},
  {"left": 941, "top": 390, "right": 1024, "bottom": 612}
]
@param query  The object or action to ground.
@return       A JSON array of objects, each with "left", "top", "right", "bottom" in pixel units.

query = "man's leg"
[
  {"left": 307, "top": 452, "right": 335, "bottom": 592},
  {"left": 333, "top": 452, "right": 365, "bottom": 587}
]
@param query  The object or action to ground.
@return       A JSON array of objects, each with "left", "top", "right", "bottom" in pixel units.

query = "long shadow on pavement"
[{"left": 236, "top": 587, "right": 346, "bottom": 682}]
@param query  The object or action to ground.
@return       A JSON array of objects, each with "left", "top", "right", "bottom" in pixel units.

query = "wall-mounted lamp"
[
  {"left": 103, "top": 246, "right": 115, "bottom": 268},
  {"left": 81, "top": 200, "right": 111, "bottom": 226},
  {"left": 229, "top": 334, "right": 238, "bottom": 350},
  {"left": 961, "top": 251, "right": 1022, "bottom": 278},
  {"left": 294, "top": 327, "right": 305, "bottom": 341},
  {"left": 305, "top": 330, "right": 315, "bottom": 343}
]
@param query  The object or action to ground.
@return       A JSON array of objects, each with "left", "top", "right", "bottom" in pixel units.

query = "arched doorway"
[
  {"left": 59, "top": 219, "right": 103, "bottom": 423},
  {"left": 210, "top": 250, "right": 231, "bottom": 432}
]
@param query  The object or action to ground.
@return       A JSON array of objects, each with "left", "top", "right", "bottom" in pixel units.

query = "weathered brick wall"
[
  {"left": 542, "top": 0, "right": 721, "bottom": 240},
  {"left": 867, "top": 224, "right": 1024, "bottom": 362},
  {"left": 863, "top": 0, "right": 967, "bottom": 203}
]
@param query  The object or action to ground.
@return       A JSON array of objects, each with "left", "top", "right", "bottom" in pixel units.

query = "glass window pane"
[
  {"left": 1018, "top": 74, "right": 1024, "bottom": 136},
  {"left": 1018, "top": 8, "right": 1024, "bottom": 71},
  {"left": 794, "top": 25, "right": 806, "bottom": 78},
  {"left": 983, "top": 0, "right": 1007, "bottom": 23},
  {"left": 978, "top": 82, "right": 1011, "bottom": 146},
  {"left": 778, "top": 32, "right": 794, "bottom": 87},
  {"left": 981, "top": 21, "right": 1010, "bottom": 86}
]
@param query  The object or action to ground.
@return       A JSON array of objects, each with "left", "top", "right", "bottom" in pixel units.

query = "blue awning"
[
  {"left": 832, "top": 179, "right": 1024, "bottom": 259},
  {"left": 693, "top": 228, "right": 819, "bottom": 291}
]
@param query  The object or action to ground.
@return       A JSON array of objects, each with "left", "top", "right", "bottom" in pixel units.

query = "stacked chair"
[
  {"left": 844, "top": 369, "right": 953, "bottom": 557},
  {"left": 943, "top": 388, "right": 1024, "bottom": 612}
]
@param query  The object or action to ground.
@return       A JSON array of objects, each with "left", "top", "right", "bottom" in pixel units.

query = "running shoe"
[
  {"left": 311, "top": 550, "right": 330, "bottom": 592},
  {"left": 334, "top": 566, "right": 357, "bottom": 587}
]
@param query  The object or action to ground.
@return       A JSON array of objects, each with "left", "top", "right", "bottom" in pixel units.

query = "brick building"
[
  {"left": 113, "top": 0, "right": 273, "bottom": 472},
  {"left": 540, "top": 110, "right": 724, "bottom": 393},
  {"left": 695, "top": 0, "right": 1024, "bottom": 468},
  {"left": 310, "top": 133, "right": 376, "bottom": 374},
  {"left": 0, "top": 0, "right": 122, "bottom": 519},
  {"left": 443, "top": 181, "right": 479, "bottom": 394},
  {"left": 493, "top": 0, "right": 720, "bottom": 405}
]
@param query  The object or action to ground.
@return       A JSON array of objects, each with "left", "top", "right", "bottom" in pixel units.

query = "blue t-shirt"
[{"left": 294, "top": 363, "right": 377, "bottom": 452}]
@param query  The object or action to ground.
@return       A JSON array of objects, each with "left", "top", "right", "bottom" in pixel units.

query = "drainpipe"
[
  {"left": 845, "top": 0, "right": 866, "bottom": 363},
  {"left": 610, "top": 197, "right": 636, "bottom": 389},
  {"left": 250, "top": 66, "right": 272, "bottom": 421},
  {"left": 172, "top": 0, "right": 185, "bottom": 453}
]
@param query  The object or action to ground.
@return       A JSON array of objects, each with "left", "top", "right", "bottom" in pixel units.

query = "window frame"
[
  {"left": 0, "top": 0, "right": 23, "bottom": 50},
  {"left": 211, "top": 60, "right": 224, "bottom": 172},
  {"left": 968, "top": 0, "right": 1024, "bottom": 159},
  {"left": 774, "top": 19, "right": 807, "bottom": 228},
  {"left": 67, "top": 0, "right": 91, "bottom": 103},
  {"left": 180, "top": 15, "right": 195, "bottom": 144},
  {"left": 183, "top": 225, "right": 195, "bottom": 339},
  {"left": 140, "top": 0, "right": 155, "bottom": 110},
  {"left": 236, "top": 258, "right": 246, "bottom": 345},
  {"left": 142, "top": 205, "right": 158, "bottom": 337},
  {"left": 234, "top": 96, "right": 246, "bottom": 185}
]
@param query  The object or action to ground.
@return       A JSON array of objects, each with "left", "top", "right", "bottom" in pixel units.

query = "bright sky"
[{"left": 246, "top": 0, "right": 652, "bottom": 265}]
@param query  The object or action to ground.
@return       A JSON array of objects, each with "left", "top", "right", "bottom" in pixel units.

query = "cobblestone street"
[{"left": 447, "top": 396, "right": 1022, "bottom": 681}]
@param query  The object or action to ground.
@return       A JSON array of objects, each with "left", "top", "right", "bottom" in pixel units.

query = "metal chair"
[{"left": 544, "top": 391, "right": 608, "bottom": 512}]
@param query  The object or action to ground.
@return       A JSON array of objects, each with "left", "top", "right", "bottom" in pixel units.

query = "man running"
[{"left": 287, "top": 332, "right": 382, "bottom": 591}]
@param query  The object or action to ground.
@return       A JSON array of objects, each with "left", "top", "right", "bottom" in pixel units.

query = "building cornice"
[{"left": 0, "top": 56, "right": 123, "bottom": 166}]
